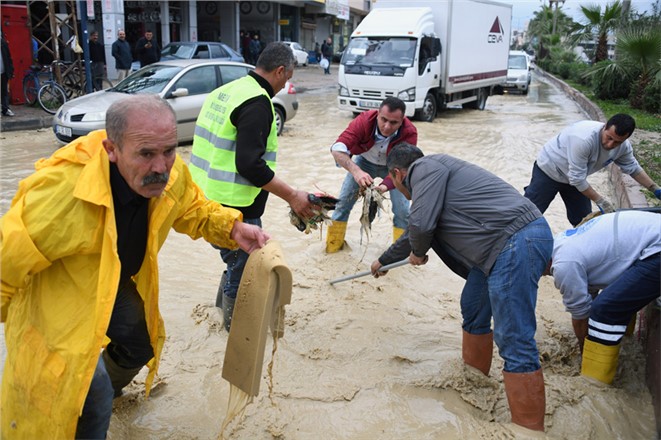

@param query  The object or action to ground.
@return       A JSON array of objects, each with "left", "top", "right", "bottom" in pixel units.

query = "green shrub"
[{"left": 641, "top": 80, "right": 661, "bottom": 113}]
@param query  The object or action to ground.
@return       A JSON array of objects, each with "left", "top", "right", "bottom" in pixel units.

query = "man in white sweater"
[
  {"left": 524, "top": 114, "right": 661, "bottom": 226},
  {"left": 548, "top": 210, "right": 661, "bottom": 384}
]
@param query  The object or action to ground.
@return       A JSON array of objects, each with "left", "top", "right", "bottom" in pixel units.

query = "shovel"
[{"left": 329, "top": 259, "right": 410, "bottom": 285}]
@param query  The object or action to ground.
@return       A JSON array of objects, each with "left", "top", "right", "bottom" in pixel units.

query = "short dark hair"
[
  {"left": 386, "top": 142, "right": 424, "bottom": 173},
  {"left": 380, "top": 97, "right": 406, "bottom": 115},
  {"left": 256, "top": 42, "right": 296, "bottom": 72},
  {"left": 606, "top": 113, "right": 635, "bottom": 137}
]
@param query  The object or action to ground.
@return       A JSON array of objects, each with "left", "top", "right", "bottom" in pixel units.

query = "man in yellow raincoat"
[{"left": 0, "top": 95, "right": 270, "bottom": 439}]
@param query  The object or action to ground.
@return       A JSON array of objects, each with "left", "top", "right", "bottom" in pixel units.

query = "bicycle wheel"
[
  {"left": 37, "top": 82, "right": 67, "bottom": 114},
  {"left": 23, "top": 74, "right": 39, "bottom": 105}
]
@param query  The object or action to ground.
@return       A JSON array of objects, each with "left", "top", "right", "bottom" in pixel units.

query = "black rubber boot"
[
  {"left": 215, "top": 270, "right": 228, "bottom": 308},
  {"left": 101, "top": 350, "right": 142, "bottom": 398},
  {"left": 222, "top": 294, "right": 236, "bottom": 332}
]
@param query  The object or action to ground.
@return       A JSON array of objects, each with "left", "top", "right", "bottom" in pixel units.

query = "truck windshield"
[{"left": 343, "top": 37, "right": 416, "bottom": 68}]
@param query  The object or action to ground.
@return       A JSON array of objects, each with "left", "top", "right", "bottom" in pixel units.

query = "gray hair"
[
  {"left": 386, "top": 142, "right": 424, "bottom": 173},
  {"left": 256, "top": 42, "right": 296, "bottom": 73},
  {"left": 106, "top": 95, "right": 175, "bottom": 146}
]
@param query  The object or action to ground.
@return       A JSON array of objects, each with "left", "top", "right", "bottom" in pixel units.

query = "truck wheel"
[
  {"left": 463, "top": 88, "right": 487, "bottom": 110},
  {"left": 416, "top": 93, "right": 436, "bottom": 122}
]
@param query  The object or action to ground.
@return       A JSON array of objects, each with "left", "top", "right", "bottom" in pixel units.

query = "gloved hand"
[{"left": 595, "top": 197, "right": 615, "bottom": 214}]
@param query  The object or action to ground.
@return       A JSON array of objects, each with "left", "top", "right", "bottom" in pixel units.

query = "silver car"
[{"left": 53, "top": 59, "right": 298, "bottom": 144}]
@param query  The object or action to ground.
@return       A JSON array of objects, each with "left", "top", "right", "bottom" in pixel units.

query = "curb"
[{"left": 1, "top": 114, "right": 53, "bottom": 132}]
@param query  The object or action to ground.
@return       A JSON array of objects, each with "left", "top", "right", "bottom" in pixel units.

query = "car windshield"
[
  {"left": 508, "top": 55, "right": 528, "bottom": 70},
  {"left": 342, "top": 37, "right": 416, "bottom": 67},
  {"left": 113, "top": 65, "right": 183, "bottom": 94},
  {"left": 162, "top": 43, "right": 196, "bottom": 59}
]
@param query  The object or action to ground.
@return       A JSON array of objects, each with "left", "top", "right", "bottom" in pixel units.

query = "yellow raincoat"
[{"left": 0, "top": 130, "right": 242, "bottom": 439}]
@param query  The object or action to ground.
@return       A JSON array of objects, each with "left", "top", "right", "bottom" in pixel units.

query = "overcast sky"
[{"left": 503, "top": 0, "right": 659, "bottom": 30}]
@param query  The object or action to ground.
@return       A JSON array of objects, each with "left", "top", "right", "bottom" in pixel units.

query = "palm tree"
[
  {"left": 578, "top": 1, "right": 623, "bottom": 63},
  {"left": 587, "top": 25, "right": 661, "bottom": 108},
  {"left": 527, "top": 4, "right": 577, "bottom": 61}
]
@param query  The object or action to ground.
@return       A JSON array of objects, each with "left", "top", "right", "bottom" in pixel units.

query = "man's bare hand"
[
  {"left": 371, "top": 260, "right": 387, "bottom": 278},
  {"left": 289, "top": 190, "right": 319, "bottom": 220},
  {"left": 230, "top": 221, "right": 271, "bottom": 254},
  {"left": 572, "top": 317, "right": 588, "bottom": 353},
  {"left": 409, "top": 252, "right": 428, "bottom": 266},
  {"left": 352, "top": 169, "right": 374, "bottom": 189}
]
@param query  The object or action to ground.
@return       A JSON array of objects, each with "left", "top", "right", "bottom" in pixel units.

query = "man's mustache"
[{"left": 142, "top": 172, "right": 169, "bottom": 186}]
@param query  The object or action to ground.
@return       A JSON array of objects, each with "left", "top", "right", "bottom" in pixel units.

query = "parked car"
[
  {"left": 280, "top": 41, "right": 308, "bottom": 66},
  {"left": 53, "top": 59, "right": 298, "bottom": 145},
  {"left": 161, "top": 41, "right": 244, "bottom": 62},
  {"left": 501, "top": 50, "right": 532, "bottom": 95}
]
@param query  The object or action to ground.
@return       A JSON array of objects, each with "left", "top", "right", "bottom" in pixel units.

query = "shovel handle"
[{"left": 329, "top": 259, "right": 410, "bottom": 285}]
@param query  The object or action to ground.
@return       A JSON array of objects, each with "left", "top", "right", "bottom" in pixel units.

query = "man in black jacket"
[
  {"left": 111, "top": 29, "right": 132, "bottom": 81},
  {"left": 371, "top": 143, "right": 553, "bottom": 432},
  {"left": 89, "top": 31, "right": 106, "bottom": 91},
  {"left": 136, "top": 30, "right": 160, "bottom": 68},
  {"left": 1, "top": 31, "right": 14, "bottom": 116}
]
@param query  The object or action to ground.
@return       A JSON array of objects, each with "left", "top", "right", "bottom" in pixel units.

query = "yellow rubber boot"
[
  {"left": 326, "top": 221, "right": 347, "bottom": 253},
  {"left": 581, "top": 339, "right": 620, "bottom": 385},
  {"left": 393, "top": 227, "right": 405, "bottom": 243}
]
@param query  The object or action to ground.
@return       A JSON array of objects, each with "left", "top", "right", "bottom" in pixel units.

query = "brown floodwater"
[{"left": 0, "top": 68, "right": 655, "bottom": 439}]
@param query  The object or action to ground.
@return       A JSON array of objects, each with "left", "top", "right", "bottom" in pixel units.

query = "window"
[
  {"left": 210, "top": 44, "right": 229, "bottom": 58},
  {"left": 173, "top": 66, "right": 217, "bottom": 95},
  {"left": 219, "top": 66, "right": 250, "bottom": 85}
]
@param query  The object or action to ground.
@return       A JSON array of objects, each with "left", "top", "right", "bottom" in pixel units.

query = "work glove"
[
  {"left": 651, "top": 184, "right": 661, "bottom": 200},
  {"left": 289, "top": 193, "right": 339, "bottom": 234},
  {"left": 595, "top": 197, "right": 615, "bottom": 214}
]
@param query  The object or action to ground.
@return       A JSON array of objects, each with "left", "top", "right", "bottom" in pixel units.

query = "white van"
[{"left": 502, "top": 50, "right": 532, "bottom": 94}]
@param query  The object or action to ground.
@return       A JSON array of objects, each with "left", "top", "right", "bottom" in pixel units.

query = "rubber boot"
[
  {"left": 393, "top": 226, "right": 405, "bottom": 243},
  {"left": 222, "top": 294, "right": 236, "bottom": 332},
  {"left": 101, "top": 350, "right": 142, "bottom": 398},
  {"left": 215, "top": 270, "right": 228, "bottom": 308},
  {"left": 462, "top": 330, "right": 493, "bottom": 376},
  {"left": 581, "top": 339, "right": 620, "bottom": 385},
  {"left": 326, "top": 221, "right": 347, "bottom": 253},
  {"left": 502, "top": 368, "right": 546, "bottom": 432}
]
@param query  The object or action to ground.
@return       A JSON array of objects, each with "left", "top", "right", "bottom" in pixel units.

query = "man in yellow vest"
[{"left": 191, "top": 42, "right": 318, "bottom": 331}]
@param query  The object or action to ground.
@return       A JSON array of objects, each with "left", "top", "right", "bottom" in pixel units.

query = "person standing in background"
[
  {"left": 88, "top": 31, "right": 106, "bottom": 91},
  {"left": 111, "top": 29, "right": 132, "bottom": 81},
  {"left": 1, "top": 31, "right": 14, "bottom": 117},
  {"left": 321, "top": 37, "right": 333, "bottom": 74},
  {"left": 136, "top": 29, "right": 160, "bottom": 68}
]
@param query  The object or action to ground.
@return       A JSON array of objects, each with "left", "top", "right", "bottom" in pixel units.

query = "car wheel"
[{"left": 274, "top": 106, "right": 285, "bottom": 136}]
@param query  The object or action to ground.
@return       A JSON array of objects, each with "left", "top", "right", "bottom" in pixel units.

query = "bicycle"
[
  {"left": 37, "top": 62, "right": 68, "bottom": 114},
  {"left": 22, "top": 64, "right": 51, "bottom": 105},
  {"left": 59, "top": 60, "right": 113, "bottom": 98}
]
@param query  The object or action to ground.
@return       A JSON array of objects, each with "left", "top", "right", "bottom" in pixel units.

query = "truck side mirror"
[{"left": 432, "top": 39, "right": 441, "bottom": 58}]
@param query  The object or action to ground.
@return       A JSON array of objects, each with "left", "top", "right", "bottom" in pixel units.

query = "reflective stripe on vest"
[{"left": 190, "top": 75, "right": 278, "bottom": 207}]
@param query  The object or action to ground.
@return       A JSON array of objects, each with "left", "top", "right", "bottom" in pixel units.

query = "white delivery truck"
[{"left": 337, "top": 0, "right": 512, "bottom": 121}]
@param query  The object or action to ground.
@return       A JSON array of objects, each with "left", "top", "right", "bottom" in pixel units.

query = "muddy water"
[{"left": 0, "top": 71, "right": 656, "bottom": 439}]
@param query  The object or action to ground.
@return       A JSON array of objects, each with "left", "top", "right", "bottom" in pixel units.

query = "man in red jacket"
[{"left": 326, "top": 97, "right": 418, "bottom": 252}]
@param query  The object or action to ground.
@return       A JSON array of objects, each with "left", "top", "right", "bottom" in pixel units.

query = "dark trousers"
[
  {"left": 91, "top": 62, "right": 105, "bottom": 91},
  {"left": 76, "top": 281, "right": 154, "bottom": 439},
  {"left": 523, "top": 161, "right": 592, "bottom": 226},
  {"left": 588, "top": 252, "right": 661, "bottom": 345},
  {"left": 1, "top": 73, "right": 10, "bottom": 113}
]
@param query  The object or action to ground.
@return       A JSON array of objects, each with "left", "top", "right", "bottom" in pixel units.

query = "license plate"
[
  {"left": 359, "top": 100, "right": 380, "bottom": 108},
  {"left": 56, "top": 125, "right": 72, "bottom": 137}
]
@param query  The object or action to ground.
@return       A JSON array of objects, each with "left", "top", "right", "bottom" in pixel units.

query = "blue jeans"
[
  {"left": 588, "top": 252, "right": 660, "bottom": 345},
  {"left": 217, "top": 217, "right": 262, "bottom": 300},
  {"left": 459, "top": 217, "right": 553, "bottom": 373},
  {"left": 523, "top": 162, "right": 592, "bottom": 226},
  {"left": 76, "top": 355, "right": 113, "bottom": 439},
  {"left": 331, "top": 155, "right": 410, "bottom": 229}
]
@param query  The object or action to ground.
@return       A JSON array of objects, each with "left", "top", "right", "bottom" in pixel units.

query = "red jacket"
[{"left": 334, "top": 110, "right": 418, "bottom": 190}]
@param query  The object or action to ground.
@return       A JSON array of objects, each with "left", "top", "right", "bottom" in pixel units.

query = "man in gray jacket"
[
  {"left": 523, "top": 113, "right": 661, "bottom": 226},
  {"left": 371, "top": 143, "right": 553, "bottom": 432},
  {"left": 548, "top": 210, "right": 660, "bottom": 385}
]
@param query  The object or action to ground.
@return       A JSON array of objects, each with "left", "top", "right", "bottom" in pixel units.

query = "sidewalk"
[
  {"left": 0, "top": 63, "right": 338, "bottom": 134},
  {"left": 0, "top": 102, "right": 54, "bottom": 133}
]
